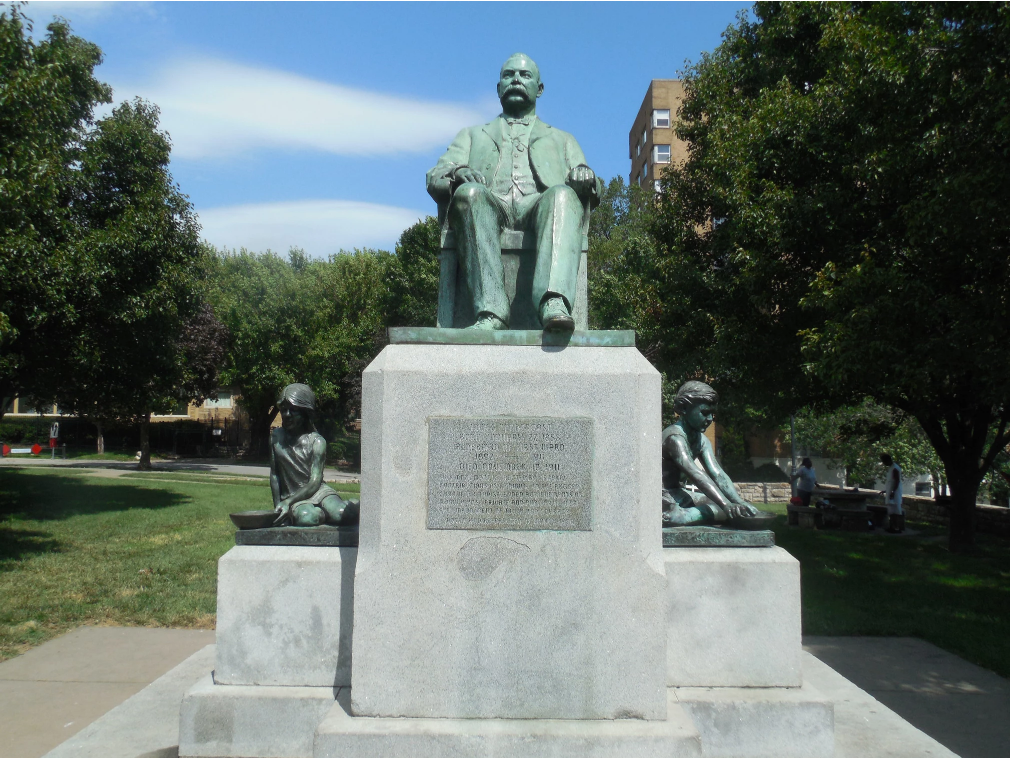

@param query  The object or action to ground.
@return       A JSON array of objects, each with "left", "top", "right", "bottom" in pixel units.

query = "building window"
[
  {"left": 653, "top": 144, "right": 671, "bottom": 164},
  {"left": 652, "top": 109, "right": 670, "bottom": 128},
  {"left": 640, "top": 162, "right": 648, "bottom": 180},
  {"left": 203, "top": 391, "right": 233, "bottom": 410},
  {"left": 654, "top": 179, "right": 662, "bottom": 193}
]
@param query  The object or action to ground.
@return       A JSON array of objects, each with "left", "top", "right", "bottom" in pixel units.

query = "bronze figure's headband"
[{"left": 278, "top": 383, "right": 316, "bottom": 413}]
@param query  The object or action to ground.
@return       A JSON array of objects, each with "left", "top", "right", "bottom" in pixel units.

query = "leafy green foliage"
[
  {"left": 387, "top": 216, "right": 440, "bottom": 328},
  {"left": 0, "top": 12, "right": 217, "bottom": 469},
  {"left": 587, "top": 178, "right": 666, "bottom": 354},
  {"left": 792, "top": 400, "right": 944, "bottom": 488},
  {"left": 657, "top": 2, "right": 1009, "bottom": 548},
  {"left": 52, "top": 100, "right": 211, "bottom": 428},
  {"left": 0, "top": 8, "right": 111, "bottom": 411},
  {"left": 210, "top": 246, "right": 394, "bottom": 450}
]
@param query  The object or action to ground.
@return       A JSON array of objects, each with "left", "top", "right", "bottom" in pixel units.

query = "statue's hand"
[
  {"left": 452, "top": 166, "right": 485, "bottom": 187},
  {"left": 273, "top": 499, "right": 291, "bottom": 526},
  {"left": 723, "top": 501, "right": 758, "bottom": 520},
  {"left": 729, "top": 501, "right": 759, "bottom": 519},
  {"left": 566, "top": 165, "right": 597, "bottom": 200}
]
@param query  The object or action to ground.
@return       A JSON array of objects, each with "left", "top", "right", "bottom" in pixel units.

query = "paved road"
[{"left": 0, "top": 457, "right": 360, "bottom": 483}]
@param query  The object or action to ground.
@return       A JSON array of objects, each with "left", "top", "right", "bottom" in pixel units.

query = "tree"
[
  {"left": 656, "top": 2, "right": 1009, "bottom": 550},
  {"left": 211, "top": 247, "right": 393, "bottom": 454},
  {"left": 49, "top": 99, "right": 215, "bottom": 468},
  {"left": 0, "top": 7, "right": 110, "bottom": 421},
  {"left": 386, "top": 216, "right": 441, "bottom": 328},
  {"left": 792, "top": 400, "right": 945, "bottom": 489}
]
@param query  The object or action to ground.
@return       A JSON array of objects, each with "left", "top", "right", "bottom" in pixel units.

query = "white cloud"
[
  {"left": 25, "top": 1, "right": 154, "bottom": 23},
  {"left": 112, "top": 58, "right": 490, "bottom": 160},
  {"left": 197, "top": 199, "right": 427, "bottom": 258}
]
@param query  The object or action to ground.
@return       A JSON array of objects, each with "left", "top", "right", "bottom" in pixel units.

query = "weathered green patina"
[
  {"left": 236, "top": 526, "right": 359, "bottom": 547},
  {"left": 426, "top": 53, "right": 603, "bottom": 332},
  {"left": 662, "top": 380, "right": 775, "bottom": 530},
  {"left": 270, "top": 383, "right": 359, "bottom": 528},
  {"left": 662, "top": 526, "right": 775, "bottom": 547},
  {"left": 387, "top": 327, "right": 635, "bottom": 347}
]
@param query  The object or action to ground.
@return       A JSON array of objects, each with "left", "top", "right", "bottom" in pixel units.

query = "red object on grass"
[
  {"left": 31, "top": 443, "right": 42, "bottom": 455},
  {"left": 1, "top": 444, "right": 9, "bottom": 457}
]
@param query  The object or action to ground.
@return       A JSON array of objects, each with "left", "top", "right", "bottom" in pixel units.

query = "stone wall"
[
  {"left": 899, "top": 495, "right": 1010, "bottom": 537},
  {"left": 735, "top": 482, "right": 792, "bottom": 504}
]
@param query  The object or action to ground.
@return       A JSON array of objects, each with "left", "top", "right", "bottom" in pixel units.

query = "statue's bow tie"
[{"left": 505, "top": 118, "right": 530, "bottom": 126}]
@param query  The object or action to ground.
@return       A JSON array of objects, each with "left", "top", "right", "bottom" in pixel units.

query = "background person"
[
  {"left": 881, "top": 453, "right": 904, "bottom": 533},
  {"left": 791, "top": 457, "right": 819, "bottom": 506}
]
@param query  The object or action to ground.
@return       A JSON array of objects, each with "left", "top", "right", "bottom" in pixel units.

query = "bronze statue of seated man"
[
  {"left": 270, "top": 383, "right": 358, "bottom": 527},
  {"left": 425, "top": 52, "right": 601, "bottom": 332},
  {"left": 662, "top": 381, "right": 765, "bottom": 527}
]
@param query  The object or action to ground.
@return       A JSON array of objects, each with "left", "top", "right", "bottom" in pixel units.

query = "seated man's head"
[
  {"left": 497, "top": 53, "right": 543, "bottom": 115},
  {"left": 278, "top": 383, "right": 317, "bottom": 434},
  {"left": 801, "top": 457, "right": 813, "bottom": 468},
  {"left": 673, "top": 380, "right": 719, "bottom": 433}
]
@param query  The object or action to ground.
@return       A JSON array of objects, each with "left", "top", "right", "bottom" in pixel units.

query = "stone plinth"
[
  {"left": 179, "top": 674, "right": 335, "bottom": 758},
  {"left": 315, "top": 689, "right": 702, "bottom": 758},
  {"left": 665, "top": 547, "right": 802, "bottom": 688},
  {"left": 214, "top": 546, "right": 356, "bottom": 687},
  {"left": 676, "top": 680, "right": 834, "bottom": 757},
  {"left": 351, "top": 344, "right": 667, "bottom": 720}
]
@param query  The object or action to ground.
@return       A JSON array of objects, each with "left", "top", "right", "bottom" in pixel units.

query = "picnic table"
[{"left": 787, "top": 487, "right": 880, "bottom": 530}]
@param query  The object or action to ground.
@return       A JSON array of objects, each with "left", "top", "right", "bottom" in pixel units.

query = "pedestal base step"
[
  {"left": 314, "top": 689, "right": 700, "bottom": 758},
  {"left": 179, "top": 676, "right": 833, "bottom": 758}
]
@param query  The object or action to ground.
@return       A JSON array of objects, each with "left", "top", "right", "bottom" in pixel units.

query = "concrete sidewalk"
[
  {"left": 0, "top": 627, "right": 214, "bottom": 758},
  {"left": 804, "top": 637, "right": 1010, "bottom": 758},
  {"left": 0, "top": 457, "right": 360, "bottom": 483},
  {"left": 3, "top": 626, "right": 1004, "bottom": 758}
]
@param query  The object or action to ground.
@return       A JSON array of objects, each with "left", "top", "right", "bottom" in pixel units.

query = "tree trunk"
[
  {"left": 138, "top": 413, "right": 152, "bottom": 470},
  {"left": 96, "top": 420, "right": 105, "bottom": 454},
  {"left": 248, "top": 405, "right": 277, "bottom": 460},
  {"left": 947, "top": 479, "right": 979, "bottom": 553}
]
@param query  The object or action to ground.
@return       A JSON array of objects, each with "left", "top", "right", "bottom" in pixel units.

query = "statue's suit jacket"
[{"left": 426, "top": 116, "right": 602, "bottom": 222}]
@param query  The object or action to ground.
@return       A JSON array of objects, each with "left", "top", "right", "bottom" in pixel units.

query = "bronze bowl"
[
  {"left": 229, "top": 510, "right": 277, "bottom": 530},
  {"left": 729, "top": 511, "right": 778, "bottom": 531}
]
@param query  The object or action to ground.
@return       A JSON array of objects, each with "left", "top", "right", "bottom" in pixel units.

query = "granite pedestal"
[
  {"left": 213, "top": 546, "right": 356, "bottom": 688},
  {"left": 666, "top": 547, "right": 803, "bottom": 688},
  {"left": 351, "top": 344, "right": 668, "bottom": 721},
  {"left": 179, "top": 341, "right": 833, "bottom": 757}
]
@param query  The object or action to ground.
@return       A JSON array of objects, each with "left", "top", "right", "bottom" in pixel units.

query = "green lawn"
[
  {"left": 0, "top": 469, "right": 1006, "bottom": 676},
  {"left": 764, "top": 503, "right": 1009, "bottom": 676},
  {"left": 0, "top": 468, "right": 358, "bottom": 662}
]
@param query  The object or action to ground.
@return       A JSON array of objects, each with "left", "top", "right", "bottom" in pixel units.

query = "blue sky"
[{"left": 26, "top": 1, "right": 748, "bottom": 256}]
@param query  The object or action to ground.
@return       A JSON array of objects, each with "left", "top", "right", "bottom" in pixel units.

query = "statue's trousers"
[{"left": 449, "top": 182, "right": 583, "bottom": 324}]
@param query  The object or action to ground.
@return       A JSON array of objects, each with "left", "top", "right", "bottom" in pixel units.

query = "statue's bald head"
[
  {"left": 500, "top": 53, "right": 540, "bottom": 82},
  {"left": 497, "top": 53, "right": 543, "bottom": 115}
]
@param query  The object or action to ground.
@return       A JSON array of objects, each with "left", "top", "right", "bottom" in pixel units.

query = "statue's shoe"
[
  {"left": 539, "top": 296, "right": 575, "bottom": 332},
  {"left": 465, "top": 313, "right": 508, "bottom": 330}
]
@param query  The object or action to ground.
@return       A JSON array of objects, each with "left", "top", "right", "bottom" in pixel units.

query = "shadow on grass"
[
  {"left": 0, "top": 527, "right": 62, "bottom": 563},
  {"left": 772, "top": 515, "right": 1010, "bottom": 676},
  {"left": 0, "top": 469, "right": 189, "bottom": 521}
]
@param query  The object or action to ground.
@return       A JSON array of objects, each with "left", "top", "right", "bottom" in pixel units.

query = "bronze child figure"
[
  {"left": 662, "top": 381, "right": 764, "bottom": 527},
  {"left": 270, "top": 383, "right": 358, "bottom": 527}
]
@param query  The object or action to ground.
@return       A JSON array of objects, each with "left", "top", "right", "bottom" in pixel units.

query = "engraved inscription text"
[{"left": 427, "top": 417, "right": 592, "bottom": 530}]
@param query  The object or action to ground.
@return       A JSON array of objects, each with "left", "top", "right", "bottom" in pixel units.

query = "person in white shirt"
[
  {"left": 791, "top": 457, "right": 819, "bottom": 506},
  {"left": 881, "top": 453, "right": 904, "bottom": 533}
]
